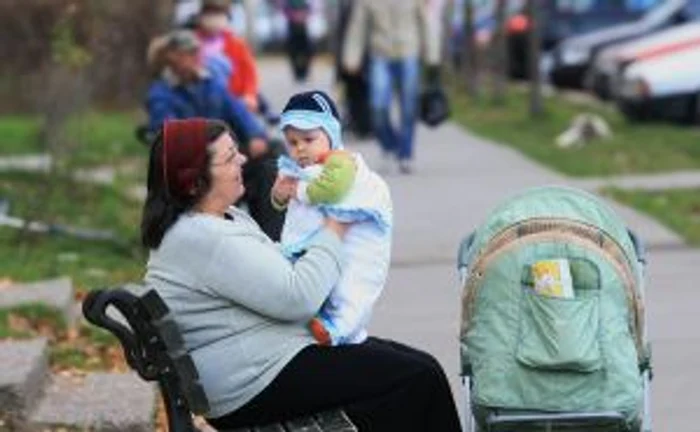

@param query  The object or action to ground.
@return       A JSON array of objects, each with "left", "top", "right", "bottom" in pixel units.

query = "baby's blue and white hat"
[{"left": 279, "top": 90, "right": 343, "bottom": 150}]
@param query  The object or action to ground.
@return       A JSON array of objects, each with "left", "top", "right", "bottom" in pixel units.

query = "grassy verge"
[
  {"left": 0, "top": 110, "right": 146, "bottom": 166},
  {"left": 0, "top": 110, "right": 146, "bottom": 387},
  {"left": 605, "top": 187, "right": 700, "bottom": 246},
  {"left": 0, "top": 166, "right": 143, "bottom": 370},
  {"left": 0, "top": 170, "right": 145, "bottom": 293},
  {"left": 0, "top": 304, "right": 124, "bottom": 372},
  {"left": 449, "top": 82, "right": 700, "bottom": 177},
  {"left": 0, "top": 304, "right": 66, "bottom": 339}
]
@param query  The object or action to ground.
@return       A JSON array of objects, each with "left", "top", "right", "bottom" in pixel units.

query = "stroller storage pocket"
[{"left": 516, "top": 289, "right": 602, "bottom": 372}]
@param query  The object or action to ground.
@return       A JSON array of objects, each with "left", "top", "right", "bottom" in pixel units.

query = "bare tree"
[
  {"left": 463, "top": 0, "right": 479, "bottom": 98},
  {"left": 491, "top": 0, "right": 508, "bottom": 105},
  {"left": 527, "top": 0, "right": 544, "bottom": 117}
]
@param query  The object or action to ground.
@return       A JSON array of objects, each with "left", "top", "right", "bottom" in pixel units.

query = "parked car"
[
  {"left": 506, "top": 0, "right": 655, "bottom": 79},
  {"left": 617, "top": 43, "right": 700, "bottom": 123},
  {"left": 550, "top": 0, "right": 700, "bottom": 89},
  {"left": 586, "top": 21, "right": 700, "bottom": 99}
]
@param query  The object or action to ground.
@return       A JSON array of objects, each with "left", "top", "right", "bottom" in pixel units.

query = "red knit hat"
[{"left": 162, "top": 118, "right": 209, "bottom": 198}]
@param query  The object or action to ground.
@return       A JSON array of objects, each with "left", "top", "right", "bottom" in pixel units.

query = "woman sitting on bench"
[{"left": 140, "top": 117, "right": 462, "bottom": 431}]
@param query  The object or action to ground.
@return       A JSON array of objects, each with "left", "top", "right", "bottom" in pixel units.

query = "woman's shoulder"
[{"left": 169, "top": 211, "right": 266, "bottom": 244}]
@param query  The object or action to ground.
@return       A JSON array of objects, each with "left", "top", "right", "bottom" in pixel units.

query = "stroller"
[{"left": 456, "top": 186, "right": 652, "bottom": 432}]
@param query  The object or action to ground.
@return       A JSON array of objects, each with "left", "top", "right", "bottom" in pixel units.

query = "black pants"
[
  {"left": 208, "top": 338, "right": 462, "bottom": 432},
  {"left": 340, "top": 70, "right": 372, "bottom": 137},
  {"left": 240, "top": 154, "right": 285, "bottom": 242},
  {"left": 287, "top": 22, "right": 313, "bottom": 82}
]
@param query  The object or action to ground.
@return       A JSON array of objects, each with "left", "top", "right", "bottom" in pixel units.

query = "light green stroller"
[{"left": 456, "top": 186, "right": 652, "bottom": 432}]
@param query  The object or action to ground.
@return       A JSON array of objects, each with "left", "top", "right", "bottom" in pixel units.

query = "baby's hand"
[{"left": 271, "top": 175, "right": 298, "bottom": 206}]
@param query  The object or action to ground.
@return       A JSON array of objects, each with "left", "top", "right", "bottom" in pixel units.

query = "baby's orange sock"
[{"left": 309, "top": 318, "right": 332, "bottom": 346}]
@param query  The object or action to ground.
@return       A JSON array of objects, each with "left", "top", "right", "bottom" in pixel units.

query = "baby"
[{"left": 271, "top": 90, "right": 393, "bottom": 345}]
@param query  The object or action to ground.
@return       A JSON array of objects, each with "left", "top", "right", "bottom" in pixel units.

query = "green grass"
[
  {"left": 450, "top": 83, "right": 700, "bottom": 177},
  {"left": 605, "top": 188, "right": 700, "bottom": 246},
  {"left": 0, "top": 304, "right": 122, "bottom": 371},
  {"left": 0, "top": 110, "right": 146, "bottom": 372},
  {"left": 0, "top": 116, "right": 41, "bottom": 154},
  {"left": 0, "top": 110, "right": 146, "bottom": 166},
  {"left": 0, "top": 304, "right": 66, "bottom": 339},
  {"left": 50, "top": 324, "right": 121, "bottom": 371},
  {"left": 0, "top": 170, "right": 145, "bottom": 293}
]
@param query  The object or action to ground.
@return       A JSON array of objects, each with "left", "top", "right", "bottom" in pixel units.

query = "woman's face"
[
  {"left": 199, "top": 10, "right": 230, "bottom": 34},
  {"left": 207, "top": 132, "right": 247, "bottom": 206}
]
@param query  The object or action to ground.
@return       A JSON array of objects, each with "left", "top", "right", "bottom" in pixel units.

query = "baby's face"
[{"left": 283, "top": 127, "right": 331, "bottom": 167}]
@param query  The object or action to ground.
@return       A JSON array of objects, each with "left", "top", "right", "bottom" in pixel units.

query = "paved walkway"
[
  {"left": 260, "top": 56, "right": 700, "bottom": 430},
  {"left": 575, "top": 170, "right": 700, "bottom": 192}
]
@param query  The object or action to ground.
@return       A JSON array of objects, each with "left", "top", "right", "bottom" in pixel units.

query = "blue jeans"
[{"left": 369, "top": 56, "right": 420, "bottom": 161}]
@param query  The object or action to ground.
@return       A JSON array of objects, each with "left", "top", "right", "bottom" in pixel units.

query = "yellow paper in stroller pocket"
[{"left": 531, "top": 259, "right": 575, "bottom": 299}]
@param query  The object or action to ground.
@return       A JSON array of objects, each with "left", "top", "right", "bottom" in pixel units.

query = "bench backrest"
[{"left": 82, "top": 287, "right": 210, "bottom": 432}]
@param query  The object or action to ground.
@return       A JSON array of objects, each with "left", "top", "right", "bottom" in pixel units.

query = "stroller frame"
[{"left": 456, "top": 229, "right": 653, "bottom": 432}]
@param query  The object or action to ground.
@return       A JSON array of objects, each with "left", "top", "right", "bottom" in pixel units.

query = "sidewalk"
[
  {"left": 575, "top": 170, "right": 700, "bottom": 192},
  {"left": 260, "top": 57, "right": 700, "bottom": 430}
]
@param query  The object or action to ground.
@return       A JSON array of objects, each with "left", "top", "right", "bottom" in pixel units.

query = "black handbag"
[{"left": 419, "top": 84, "right": 450, "bottom": 128}]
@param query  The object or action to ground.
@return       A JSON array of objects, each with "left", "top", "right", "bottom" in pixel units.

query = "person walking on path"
[
  {"left": 342, "top": 0, "right": 442, "bottom": 174},
  {"left": 334, "top": 0, "right": 372, "bottom": 139},
  {"left": 281, "top": 0, "right": 315, "bottom": 83}
]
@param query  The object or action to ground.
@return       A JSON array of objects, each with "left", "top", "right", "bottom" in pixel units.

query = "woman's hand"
[
  {"left": 271, "top": 175, "right": 298, "bottom": 206},
  {"left": 324, "top": 218, "right": 352, "bottom": 239}
]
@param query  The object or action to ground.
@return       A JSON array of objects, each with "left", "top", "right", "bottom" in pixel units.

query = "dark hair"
[
  {"left": 140, "top": 120, "right": 230, "bottom": 249},
  {"left": 282, "top": 90, "right": 340, "bottom": 120}
]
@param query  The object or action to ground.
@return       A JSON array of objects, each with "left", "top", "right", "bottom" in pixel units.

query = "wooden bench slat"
[
  {"left": 283, "top": 416, "right": 323, "bottom": 432},
  {"left": 314, "top": 411, "right": 358, "bottom": 432},
  {"left": 253, "top": 424, "right": 287, "bottom": 432}
]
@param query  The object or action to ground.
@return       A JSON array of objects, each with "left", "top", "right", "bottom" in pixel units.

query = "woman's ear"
[{"left": 191, "top": 175, "right": 208, "bottom": 196}]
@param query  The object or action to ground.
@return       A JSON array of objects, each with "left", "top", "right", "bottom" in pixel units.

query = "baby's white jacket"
[{"left": 279, "top": 153, "right": 393, "bottom": 344}]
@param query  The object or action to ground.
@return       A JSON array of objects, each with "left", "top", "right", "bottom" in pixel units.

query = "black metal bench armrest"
[
  {"left": 82, "top": 288, "right": 160, "bottom": 380},
  {"left": 82, "top": 287, "right": 204, "bottom": 431}
]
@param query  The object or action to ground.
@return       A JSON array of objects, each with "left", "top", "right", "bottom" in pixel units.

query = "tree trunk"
[
  {"left": 491, "top": 0, "right": 508, "bottom": 105},
  {"left": 527, "top": 0, "right": 544, "bottom": 117},
  {"left": 463, "top": 0, "right": 478, "bottom": 97},
  {"left": 442, "top": 0, "right": 455, "bottom": 74},
  {"left": 155, "top": 0, "right": 174, "bottom": 33}
]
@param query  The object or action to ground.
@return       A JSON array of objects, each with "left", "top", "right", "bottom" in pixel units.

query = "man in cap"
[{"left": 146, "top": 29, "right": 285, "bottom": 240}]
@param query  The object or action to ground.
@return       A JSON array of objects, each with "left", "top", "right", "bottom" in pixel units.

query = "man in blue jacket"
[
  {"left": 146, "top": 30, "right": 285, "bottom": 240},
  {"left": 146, "top": 30, "right": 269, "bottom": 157}
]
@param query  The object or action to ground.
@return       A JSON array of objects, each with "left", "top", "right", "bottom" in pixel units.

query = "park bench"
[{"left": 82, "top": 287, "right": 357, "bottom": 432}]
